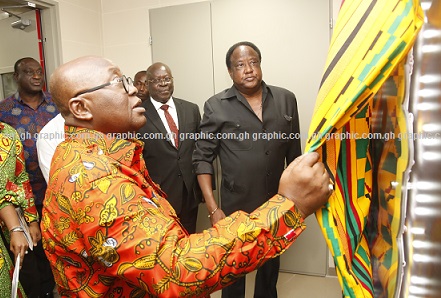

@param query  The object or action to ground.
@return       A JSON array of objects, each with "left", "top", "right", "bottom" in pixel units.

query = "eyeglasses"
[
  {"left": 75, "top": 75, "right": 133, "bottom": 97},
  {"left": 148, "top": 77, "right": 173, "bottom": 86}
]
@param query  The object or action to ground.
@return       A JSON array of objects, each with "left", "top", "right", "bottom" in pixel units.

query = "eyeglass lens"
[{"left": 122, "top": 76, "right": 134, "bottom": 93}]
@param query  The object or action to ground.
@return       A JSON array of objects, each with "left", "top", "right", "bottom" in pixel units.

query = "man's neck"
[{"left": 18, "top": 90, "right": 43, "bottom": 109}]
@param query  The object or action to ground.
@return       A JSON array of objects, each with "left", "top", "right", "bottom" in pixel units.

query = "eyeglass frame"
[
  {"left": 147, "top": 77, "right": 173, "bottom": 86},
  {"left": 74, "top": 75, "right": 134, "bottom": 97}
]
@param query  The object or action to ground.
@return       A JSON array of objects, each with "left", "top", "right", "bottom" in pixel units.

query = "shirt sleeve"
[
  {"left": 36, "top": 134, "right": 58, "bottom": 184},
  {"left": 0, "top": 126, "right": 38, "bottom": 223},
  {"left": 286, "top": 92, "right": 302, "bottom": 164},
  {"left": 193, "top": 100, "right": 220, "bottom": 175},
  {"left": 36, "top": 114, "right": 65, "bottom": 184},
  {"left": 42, "top": 172, "right": 305, "bottom": 297}
]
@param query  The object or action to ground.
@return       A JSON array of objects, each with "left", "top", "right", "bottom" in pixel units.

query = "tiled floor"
[
  {"left": 211, "top": 271, "right": 342, "bottom": 298},
  {"left": 54, "top": 271, "right": 342, "bottom": 298}
]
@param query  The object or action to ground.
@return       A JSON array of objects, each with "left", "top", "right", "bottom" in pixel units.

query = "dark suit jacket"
[{"left": 138, "top": 97, "right": 202, "bottom": 214}]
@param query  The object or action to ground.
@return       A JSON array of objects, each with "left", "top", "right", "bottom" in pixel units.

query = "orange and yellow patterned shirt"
[{"left": 41, "top": 126, "right": 305, "bottom": 297}]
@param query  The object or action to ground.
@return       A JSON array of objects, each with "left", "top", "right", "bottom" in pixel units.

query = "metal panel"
[
  {"left": 401, "top": 0, "right": 441, "bottom": 297},
  {"left": 149, "top": 2, "right": 214, "bottom": 110}
]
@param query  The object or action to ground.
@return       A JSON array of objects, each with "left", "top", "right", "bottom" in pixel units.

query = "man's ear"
[{"left": 68, "top": 97, "right": 93, "bottom": 120}]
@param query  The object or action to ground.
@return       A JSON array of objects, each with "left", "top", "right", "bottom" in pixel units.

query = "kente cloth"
[
  {"left": 304, "top": 0, "right": 424, "bottom": 297},
  {"left": 369, "top": 59, "right": 413, "bottom": 297}
]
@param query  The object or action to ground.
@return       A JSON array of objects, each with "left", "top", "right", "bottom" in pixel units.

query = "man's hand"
[
  {"left": 278, "top": 152, "right": 331, "bottom": 219},
  {"left": 29, "top": 221, "right": 42, "bottom": 246},
  {"left": 9, "top": 232, "right": 28, "bottom": 268}
]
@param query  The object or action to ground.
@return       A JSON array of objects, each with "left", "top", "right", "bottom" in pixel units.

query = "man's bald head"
[
  {"left": 146, "top": 62, "right": 174, "bottom": 104},
  {"left": 50, "top": 56, "right": 114, "bottom": 116},
  {"left": 48, "top": 56, "right": 146, "bottom": 134}
]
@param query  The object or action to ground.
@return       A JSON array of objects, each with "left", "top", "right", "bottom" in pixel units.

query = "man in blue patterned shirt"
[{"left": 0, "top": 57, "right": 58, "bottom": 298}]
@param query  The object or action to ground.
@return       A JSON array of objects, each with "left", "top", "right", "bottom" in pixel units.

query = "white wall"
[
  {"left": 0, "top": 10, "right": 39, "bottom": 98},
  {"left": 0, "top": 0, "right": 103, "bottom": 99},
  {"left": 0, "top": 10, "right": 39, "bottom": 74},
  {"left": 1, "top": 0, "right": 341, "bottom": 89},
  {"left": 54, "top": 0, "right": 103, "bottom": 62},
  {"left": 101, "top": 0, "right": 208, "bottom": 77}
]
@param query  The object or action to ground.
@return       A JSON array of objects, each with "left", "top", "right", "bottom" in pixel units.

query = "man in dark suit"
[
  {"left": 193, "top": 41, "right": 302, "bottom": 298},
  {"left": 138, "top": 62, "right": 202, "bottom": 234}
]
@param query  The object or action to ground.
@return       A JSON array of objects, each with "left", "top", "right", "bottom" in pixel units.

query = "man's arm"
[
  {"left": 197, "top": 173, "right": 225, "bottom": 224},
  {"left": 287, "top": 93, "right": 302, "bottom": 163},
  {"left": 193, "top": 100, "right": 224, "bottom": 222},
  {"left": 44, "top": 177, "right": 305, "bottom": 297}
]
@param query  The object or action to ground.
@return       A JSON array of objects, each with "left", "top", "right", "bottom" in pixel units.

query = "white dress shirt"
[
  {"left": 36, "top": 113, "right": 65, "bottom": 183},
  {"left": 150, "top": 97, "right": 179, "bottom": 147}
]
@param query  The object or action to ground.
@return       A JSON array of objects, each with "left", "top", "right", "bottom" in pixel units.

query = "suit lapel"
[
  {"left": 174, "top": 98, "right": 184, "bottom": 151},
  {"left": 144, "top": 99, "right": 176, "bottom": 149},
  {"left": 174, "top": 98, "right": 185, "bottom": 132}
]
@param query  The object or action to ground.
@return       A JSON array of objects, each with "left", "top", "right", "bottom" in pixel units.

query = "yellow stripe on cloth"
[{"left": 304, "top": 0, "right": 423, "bottom": 297}]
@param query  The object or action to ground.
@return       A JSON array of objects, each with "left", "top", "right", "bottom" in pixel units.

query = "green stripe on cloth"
[{"left": 304, "top": 0, "right": 423, "bottom": 297}]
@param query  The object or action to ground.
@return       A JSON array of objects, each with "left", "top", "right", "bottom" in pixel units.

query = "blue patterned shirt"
[{"left": 0, "top": 91, "right": 58, "bottom": 206}]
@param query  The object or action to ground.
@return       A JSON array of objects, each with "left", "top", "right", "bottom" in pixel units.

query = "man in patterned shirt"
[
  {"left": 0, "top": 57, "right": 58, "bottom": 297},
  {"left": 41, "top": 55, "right": 331, "bottom": 297}
]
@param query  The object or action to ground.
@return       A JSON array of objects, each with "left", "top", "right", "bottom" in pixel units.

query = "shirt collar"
[
  {"left": 222, "top": 81, "right": 271, "bottom": 102},
  {"left": 64, "top": 126, "right": 144, "bottom": 168},
  {"left": 15, "top": 90, "right": 50, "bottom": 104},
  {"left": 150, "top": 97, "right": 175, "bottom": 111}
]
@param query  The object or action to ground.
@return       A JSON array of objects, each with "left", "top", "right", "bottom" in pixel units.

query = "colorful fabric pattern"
[
  {"left": 0, "top": 91, "right": 59, "bottom": 205},
  {"left": 0, "top": 122, "right": 38, "bottom": 223},
  {"left": 369, "top": 59, "right": 412, "bottom": 297},
  {"left": 0, "top": 121, "right": 39, "bottom": 297},
  {"left": 304, "top": 0, "right": 423, "bottom": 297},
  {"left": 41, "top": 126, "right": 305, "bottom": 297}
]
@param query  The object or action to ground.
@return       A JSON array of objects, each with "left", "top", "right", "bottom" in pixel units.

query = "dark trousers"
[
  {"left": 20, "top": 239, "right": 55, "bottom": 297},
  {"left": 176, "top": 187, "right": 199, "bottom": 234},
  {"left": 1, "top": 220, "right": 54, "bottom": 297},
  {"left": 221, "top": 256, "right": 280, "bottom": 298},
  {"left": 23, "top": 204, "right": 55, "bottom": 298}
]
